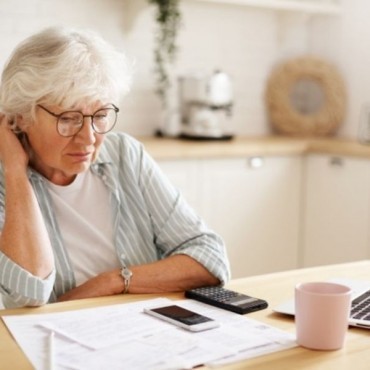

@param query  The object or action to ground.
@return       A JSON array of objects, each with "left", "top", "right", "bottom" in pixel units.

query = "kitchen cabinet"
[
  {"left": 158, "top": 156, "right": 302, "bottom": 278},
  {"left": 200, "top": 156, "right": 301, "bottom": 278},
  {"left": 302, "top": 154, "right": 370, "bottom": 267},
  {"left": 157, "top": 146, "right": 370, "bottom": 278}
]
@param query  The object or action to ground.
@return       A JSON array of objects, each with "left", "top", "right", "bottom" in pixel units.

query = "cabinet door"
[
  {"left": 157, "top": 159, "right": 201, "bottom": 213},
  {"left": 303, "top": 154, "right": 370, "bottom": 267},
  {"left": 200, "top": 156, "right": 301, "bottom": 278}
]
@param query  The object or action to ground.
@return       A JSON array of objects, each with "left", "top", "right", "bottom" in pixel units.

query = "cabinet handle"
[
  {"left": 248, "top": 156, "right": 264, "bottom": 169},
  {"left": 329, "top": 156, "right": 344, "bottom": 167}
]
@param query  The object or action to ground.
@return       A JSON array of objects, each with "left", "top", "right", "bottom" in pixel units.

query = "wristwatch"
[{"left": 121, "top": 264, "right": 133, "bottom": 294}]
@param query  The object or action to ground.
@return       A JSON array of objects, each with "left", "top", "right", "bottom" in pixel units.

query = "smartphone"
[{"left": 144, "top": 304, "right": 219, "bottom": 332}]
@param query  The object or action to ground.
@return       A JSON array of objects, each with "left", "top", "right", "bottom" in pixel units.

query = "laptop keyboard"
[{"left": 351, "top": 289, "right": 370, "bottom": 320}]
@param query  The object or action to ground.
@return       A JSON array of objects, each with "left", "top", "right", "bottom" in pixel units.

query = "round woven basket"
[{"left": 265, "top": 56, "right": 346, "bottom": 136}]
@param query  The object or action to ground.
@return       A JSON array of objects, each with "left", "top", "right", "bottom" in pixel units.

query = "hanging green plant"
[{"left": 148, "top": 0, "right": 182, "bottom": 107}]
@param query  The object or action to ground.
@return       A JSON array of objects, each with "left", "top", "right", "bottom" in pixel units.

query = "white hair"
[{"left": 0, "top": 26, "right": 133, "bottom": 126}]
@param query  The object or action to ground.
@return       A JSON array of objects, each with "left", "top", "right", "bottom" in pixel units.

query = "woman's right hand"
[{"left": 0, "top": 114, "right": 29, "bottom": 173}]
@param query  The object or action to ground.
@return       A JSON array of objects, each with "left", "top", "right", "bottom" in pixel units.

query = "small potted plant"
[{"left": 148, "top": 0, "right": 182, "bottom": 108}]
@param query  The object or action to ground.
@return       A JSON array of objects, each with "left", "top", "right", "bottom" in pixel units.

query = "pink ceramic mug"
[{"left": 295, "top": 282, "right": 351, "bottom": 350}]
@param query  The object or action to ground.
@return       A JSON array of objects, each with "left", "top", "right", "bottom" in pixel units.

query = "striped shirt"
[{"left": 0, "top": 133, "right": 230, "bottom": 308}]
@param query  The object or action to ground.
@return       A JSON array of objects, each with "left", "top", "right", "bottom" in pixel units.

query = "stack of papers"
[{"left": 2, "top": 297, "right": 296, "bottom": 369}]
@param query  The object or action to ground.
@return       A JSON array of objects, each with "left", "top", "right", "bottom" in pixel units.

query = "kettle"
[{"left": 208, "top": 70, "right": 233, "bottom": 107}]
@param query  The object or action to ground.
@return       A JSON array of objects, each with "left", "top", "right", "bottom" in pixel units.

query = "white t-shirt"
[{"left": 47, "top": 171, "right": 120, "bottom": 286}]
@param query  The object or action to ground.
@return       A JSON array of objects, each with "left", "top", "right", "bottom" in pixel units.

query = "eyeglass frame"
[{"left": 37, "top": 103, "right": 119, "bottom": 137}]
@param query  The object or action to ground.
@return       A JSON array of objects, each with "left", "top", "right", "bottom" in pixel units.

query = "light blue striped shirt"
[{"left": 0, "top": 133, "right": 230, "bottom": 308}]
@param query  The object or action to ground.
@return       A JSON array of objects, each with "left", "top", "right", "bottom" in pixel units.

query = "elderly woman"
[{"left": 0, "top": 27, "right": 230, "bottom": 308}]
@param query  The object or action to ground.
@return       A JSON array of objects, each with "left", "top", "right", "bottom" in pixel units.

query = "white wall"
[
  {"left": 310, "top": 0, "right": 370, "bottom": 139},
  {"left": 0, "top": 0, "right": 368, "bottom": 139}
]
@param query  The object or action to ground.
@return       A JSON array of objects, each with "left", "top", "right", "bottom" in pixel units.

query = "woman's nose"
[{"left": 74, "top": 117, "right": 96, "bottom": 144}]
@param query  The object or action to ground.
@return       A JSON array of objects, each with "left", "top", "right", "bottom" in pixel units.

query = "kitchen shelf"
[{"left": 193, "top": 0, "right": 343, "bottom": 15}]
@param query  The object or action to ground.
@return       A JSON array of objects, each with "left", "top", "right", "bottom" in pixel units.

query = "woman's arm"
[
  {"left": 0, "top": 117, "right": 54, "bottom": 278},
  {"left": 57, "top": 254, "right": 219, "bottom": 301}
]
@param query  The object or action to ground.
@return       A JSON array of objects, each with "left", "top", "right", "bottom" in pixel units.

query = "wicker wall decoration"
[{"left": 265, "top": 56, "right": 346, "bottom": 136}]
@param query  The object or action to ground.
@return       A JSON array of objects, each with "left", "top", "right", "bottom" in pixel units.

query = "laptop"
[{"left": 273, "top": 278, "right": 370, "bottom": 329}]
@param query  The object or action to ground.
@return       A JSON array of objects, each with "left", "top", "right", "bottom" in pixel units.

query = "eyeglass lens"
[{"left": 57, "top": 108, "right": 117, "bottom": 137}]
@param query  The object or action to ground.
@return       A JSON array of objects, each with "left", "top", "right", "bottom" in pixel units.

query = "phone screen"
[{"left": 150, "top": 305, "right": 213, "bottom": 326}]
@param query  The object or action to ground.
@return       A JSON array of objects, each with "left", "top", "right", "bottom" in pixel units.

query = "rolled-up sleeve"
[{"left": 0, "top": 252, "right": 55, "bottom": 308}]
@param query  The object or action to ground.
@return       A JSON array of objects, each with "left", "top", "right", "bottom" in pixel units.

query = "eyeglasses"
[{"left": 37, "top": 104, "right": 119, "bottom": 137}]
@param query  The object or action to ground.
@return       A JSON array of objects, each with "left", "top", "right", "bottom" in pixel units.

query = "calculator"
[{"left": 185, "top": 286, "right": 268, "bottom": 315}]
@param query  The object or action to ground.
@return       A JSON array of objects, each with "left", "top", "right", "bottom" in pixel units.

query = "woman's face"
[{"left": 24, "top": 101, "right": 107, "bottom": 186}]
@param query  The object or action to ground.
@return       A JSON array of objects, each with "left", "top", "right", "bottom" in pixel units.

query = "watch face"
[{"left": 122, "top": 268, "right": 132, "bottom": 279}]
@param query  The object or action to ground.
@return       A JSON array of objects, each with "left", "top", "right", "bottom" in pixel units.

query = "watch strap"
[{"left": 121, "top": 265, "right": 133, "bottom": 294}]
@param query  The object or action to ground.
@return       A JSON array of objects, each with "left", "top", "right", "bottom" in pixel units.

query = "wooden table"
[{"left": 1, "top": 260, "right": 370, "bottom": 369}]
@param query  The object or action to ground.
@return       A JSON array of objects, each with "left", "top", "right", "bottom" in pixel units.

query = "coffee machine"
[{"left": 178, "top": 70, "right": 234, "bottom": 140}]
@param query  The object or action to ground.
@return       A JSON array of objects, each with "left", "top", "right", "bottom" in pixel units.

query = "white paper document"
[{"left": 1, "top": 297, "right": 296, "bottom": 370}]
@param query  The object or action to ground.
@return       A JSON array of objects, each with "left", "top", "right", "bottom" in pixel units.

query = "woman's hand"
[
  {"left": 0, "top": 114, "right": 29, "bottom": 172},
  {"left": 57, "top": 270, "right": 124, "bottom": 302}
]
